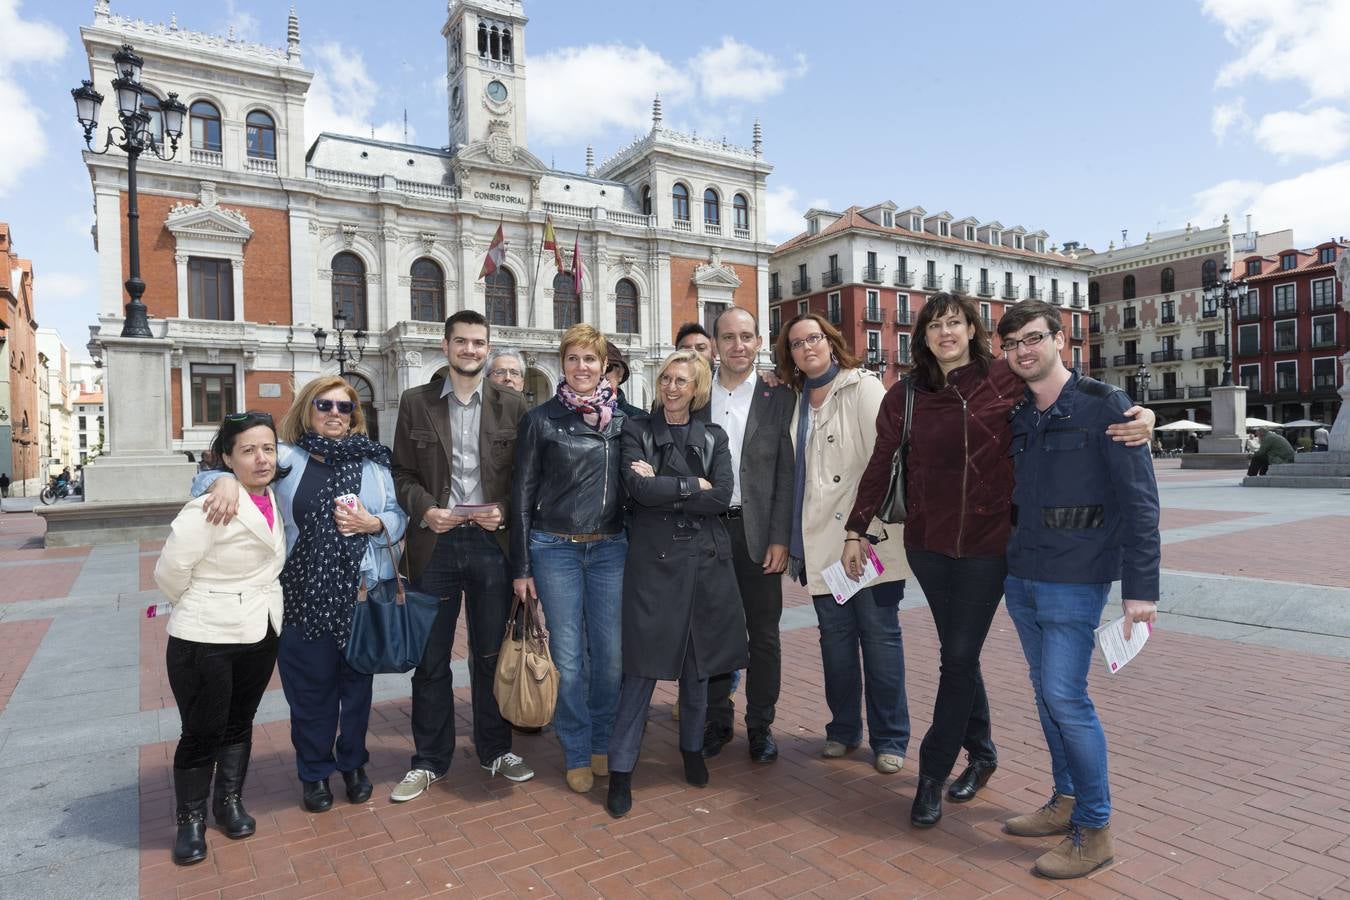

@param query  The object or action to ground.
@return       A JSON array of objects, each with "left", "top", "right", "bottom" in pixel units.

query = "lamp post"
[
  {"left": 313, "top": 312, "right": 367, "bottom": 376},
  {"left": 71, "top": 45, "right": 187, "bottom": 339},
  {"left": 1136, "top": 362, "right": 1151, "bottom": 406},
  {"left": 1203, "top": 262, "right": 1243, "bottom": 387}
]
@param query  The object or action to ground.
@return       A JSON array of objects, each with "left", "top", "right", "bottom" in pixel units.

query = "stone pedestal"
[
  {"left": 1330, "top": 350, "right": 1350, "bottom": 454},
  {"left": 1197, "top": 384, "right": 1247, "bottom": 454}
]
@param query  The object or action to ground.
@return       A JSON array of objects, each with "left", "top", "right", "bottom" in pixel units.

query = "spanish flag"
[
  {"left": 479, "top": 224, "right": 506, "bottom": 279},
  {"left": 543, "top": 215, "right": 563, "bottom": 273}
]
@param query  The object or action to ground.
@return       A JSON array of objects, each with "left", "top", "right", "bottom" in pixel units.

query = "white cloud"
[
  {"left": 692, "top": 38, "right": 807, "bottom": 104},
  {"left": 305, "top": 42, "right": 413, "bottom": 145},
  {"left": 1253, "top": 107, "right": 1350, "bottom": 160},
  {"left": 1211, "top": 98, "right": 1251, "bottom": 142},
  {"left": 215, "top": 0, "right": 260, "bottom": 43},
  {"left": 39, "top": 272, "right": 93, "bottom": 301},
  {"left": 0, "top": 0, "right": 66, "bottom": 198},
  {"left": 1203, "top": 0, "right": 1350, "bottom": 101},
  {"left": 764, "top": 186, "right": 831, "bottom": 244},
  {"left": 529, "top": 44, "right": 693, "bottom": 145},
  {"left": 1190, "top": 160, "right": 1350, "bottom": 242},
  {"left": 0, "top": 0, "right": 66, "bottom": 64}
]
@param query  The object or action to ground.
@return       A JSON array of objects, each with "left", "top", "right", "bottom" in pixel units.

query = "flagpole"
[{"left": 528, "top": 216, "right": 544, "bottom": 330}]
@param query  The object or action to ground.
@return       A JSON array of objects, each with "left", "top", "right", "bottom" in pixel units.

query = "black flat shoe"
[
  {"left": 605, "top": 771, "right": 633, "bottom": 818},
  {"left": 682, "top": 750, "right": 709, "bottom": 788},
  {"left": 747, "top": 727, "right": 779, "bottom": 764},
  {"left": 911, "top": 775, "right": 944, "bottom": 828},
  {"left": 947, "top": 759, "right": 997, "bottom": 803},
  {"left": 701, "top": 723, "right": 732, "bottom": 759},
  {"left": 341, "top": 767, "right": 372, "bottom": 804},
  {"left": 301, "top": 777, "right": 333, "bottom": 813}
]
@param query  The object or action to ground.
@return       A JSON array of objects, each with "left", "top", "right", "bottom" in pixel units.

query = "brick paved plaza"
[{"left": 1, "top": 461, "right": 1348, "bottom": 899}]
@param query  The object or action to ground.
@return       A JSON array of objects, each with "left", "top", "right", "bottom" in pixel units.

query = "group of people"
[{"left": 153, "top": 293, "right": 1161, "bottom": 881}]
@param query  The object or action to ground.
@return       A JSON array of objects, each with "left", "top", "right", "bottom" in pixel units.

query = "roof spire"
[
  {"left": 585, "top": 145, "right": 595, "bottom": 177},
  {"left": 287, "top": 6, "right": 301, "bottom": 62},
  {"left": 752, "top": 118, "right": 763, "bottom": 157},
  {"left": 94, "top": 0, "right": 111, "bottom": 21},
  {"left": 652, "top": 94, "right": 663, "bottom": 130}
]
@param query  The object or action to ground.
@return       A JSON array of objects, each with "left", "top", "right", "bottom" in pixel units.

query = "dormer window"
[
  {"left": 990, "top": 231, "right": 1000, "bottom": 246},
  {"left": 1281, "top": 253, "right": 1297, "bottom": 270},
  {"left": 910, "top": 215, "right": 922, "bottom": 230},
  {"left": 1246, "top": 259, "right": 1261, "bottom": 276},
  {"left": 938, "top": 221, "right": 950, "bottom": 237},
  {"left": 964, "top": 226, "right": 975, "bottom": 241},
  {"left": 1319, "top": 246, "right": 1336, "bottom": 264},
  {"left": 882, "top": 211, "right": 893, "bottom": 227}
]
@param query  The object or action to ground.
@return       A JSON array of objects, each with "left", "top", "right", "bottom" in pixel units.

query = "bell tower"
[{"left": 444, "top": 0, "right": 528, "bottom": 153}]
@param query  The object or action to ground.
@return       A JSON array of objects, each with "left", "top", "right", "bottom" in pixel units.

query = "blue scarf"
[
  {"left": 789, "top": 362, "right": 840, "bottom": 581},
  {"left": 280, "top": 430, "right": 392, "bottom": 647}
]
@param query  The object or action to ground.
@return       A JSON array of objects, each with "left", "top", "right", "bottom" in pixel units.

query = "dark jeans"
[
  {"left": 410, "top": 525, "right": 514, "bottom": 773},
  {"left": 276, "top": 628, "right": 373, "bottom": 782},
  {"left": 907, "top": 548, "right": 1006, "bottom": 781},
  {"left": 811, "top": 582, "right": 910, "bottom": 756},
  {"left": 707, "top": 516, "right": 782, "bottom": 732},
  {"left": 1248, "top": 455, "right": 1272, "bottom": 476},
  {"left": 166, "top": 625, "right": 278, "bottom": 769},
  {"left": 609, "top": 640, "right": 708, "bottom": 772}
]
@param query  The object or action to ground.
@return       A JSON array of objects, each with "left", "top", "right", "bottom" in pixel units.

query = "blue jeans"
[
  {"left": 1004, "top": 576, "right": 1112, "bottom": 828},
  {"left": 810, "top": 582, "right": 910, "bottom": 757},
  {"left": 529, "top": 530, "right": 627, "bottom": 770}
]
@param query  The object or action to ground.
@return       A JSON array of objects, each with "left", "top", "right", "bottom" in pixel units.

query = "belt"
[
  {"left": 719, "top": 506, "right": 743, "bottom": 520},
  {"left": 544, "top": 532, "right": 614, "bottom": 543}
]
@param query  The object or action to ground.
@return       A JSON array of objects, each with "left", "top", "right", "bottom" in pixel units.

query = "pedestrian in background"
[
  {"left": 487, "top": 348, "right": 526, "bottom": 394},
  {"left": 1247, "top": 427, "right": 1295, "bottom": 476}
]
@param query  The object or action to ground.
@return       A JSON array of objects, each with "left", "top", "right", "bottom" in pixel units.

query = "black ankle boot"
[
  {"left": 947, "top": 759, "right": 997, "bottom": 803},
  {"left": 911, "top": 775, "right": 944, "bottom": 828},
  {"left": 172, "top": 765, "right": 214, "bottom": 865},
  {"left": 682, "top": 750, "right": 709, "bottom": 788},
  {"left": 212, "top": 742, "right": 256, "bottom": 839},
  {"left": 606, "top": 771, "right": 633, "bottom": 818}
]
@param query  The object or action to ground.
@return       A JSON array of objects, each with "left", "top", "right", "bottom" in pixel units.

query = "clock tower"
[{"left": 444, "top": 0, "right": 528, "bottom": 154}]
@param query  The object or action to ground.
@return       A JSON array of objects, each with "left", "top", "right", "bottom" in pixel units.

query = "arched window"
[
  {"left": 246, "top": 110, "right": 276, "bottom": 160},
  {"left": 142, "top": 92, "right": 164, "bottom": 144},
  {"left": 1122, "top": 274, "right": 1136, "bottom": 300},
  {"left": 733, "top": 193, "right": 750, "bottom": 232},
  {"left": 1089, "top": 282, "right": 1100, "bottom": 305},
  {"left": 343, "top": 372, "right": 378, "bottom": 442},
  {"left": 703, "top": 188, "right": 721, "bottom": 225},
  {"left": 641, "top": 185, "right": 652, "bottom": 216},
  {"left": 490, "top": 26, "right": 501, "bottom": 60},
  {"left": 672, "top": 183, "right": 690, "bottom": 221},
  {"left": 1160, "top": 267, "right": 1175, "bottom": 293},
  {"left": 189, "top": 100, "right": 221, "bottom": 152},
  {"left": 501, "top": 27, "right": 513, "bottom": 62},
  {"left": 553, "top": 272, "right": 581, "bottom": 330},
  {"left": 615, "top": 279, "right": 640, "bottom": 334},
  {"left": 331, "top": 252, "right": 367, "bottom": 330},
  {"left": 1202, "top": 259, "right": 1218, "bottom": 287},
  {"left": 410, "top": 258, "right": 445, "bottom": 322},
  {"left": 485, "top": 267, "right": 516, "bottom": 326},
  {"left": 477, "top": 23, "right": 488, "bottom": 57}
]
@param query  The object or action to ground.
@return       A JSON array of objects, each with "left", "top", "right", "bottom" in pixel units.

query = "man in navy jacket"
[{"left": 996, "top": 301, "right": 1159, "bottom": 880}]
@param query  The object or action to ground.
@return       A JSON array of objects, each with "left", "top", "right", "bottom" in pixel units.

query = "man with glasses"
[
  {"left": 487, "top": 350, "right": 526, "bottom": 395},
  {"left": 995, "top": 301, "right": 1159, "bottom": 879},
  {"left": 389, "top": 310, "right": 534, "bottom": 803},
  {"left": 697, "top": 307, "right": 795, "bottom": 763}
]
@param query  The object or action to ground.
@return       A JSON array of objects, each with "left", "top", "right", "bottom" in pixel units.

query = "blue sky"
[{"left": 6, "top": 0, "right": 1349, "bottom": 360}]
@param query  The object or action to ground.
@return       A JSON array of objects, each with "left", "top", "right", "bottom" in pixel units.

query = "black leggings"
[
  {"left": 906, "top": 549, "right": 1006, "bottom": 781},
  {"left": 166, "top": 625, "right": 278, "bottom": 769}
]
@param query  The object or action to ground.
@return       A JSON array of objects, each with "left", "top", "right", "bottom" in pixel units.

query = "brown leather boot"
[
  {"left": 1003, "top": 792, "right": 1075, "bottom": 837},
  {"left": 1033, "top": 823, "right": 1114, "bottom": 879}
]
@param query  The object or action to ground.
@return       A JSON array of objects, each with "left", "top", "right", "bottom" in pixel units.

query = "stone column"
[
  {"left": 1330, "top": 255, "right": 1350, "bottom": 453},
  {"left": 1198, "top": 385, "right": 1248, "bottom": 453}
]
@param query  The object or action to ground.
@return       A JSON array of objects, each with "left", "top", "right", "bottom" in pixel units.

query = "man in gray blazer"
[{"left": 700, "top": 307, "right": 795, "bottom": 763}]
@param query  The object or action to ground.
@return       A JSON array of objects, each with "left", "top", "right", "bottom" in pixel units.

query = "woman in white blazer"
[{"left": 155, "top": 411, "right": 288, "bottom": 866}]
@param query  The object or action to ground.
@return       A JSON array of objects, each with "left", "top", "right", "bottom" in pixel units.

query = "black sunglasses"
[{"left": 312, "top": 399, "right": 356, "bottom": 415}]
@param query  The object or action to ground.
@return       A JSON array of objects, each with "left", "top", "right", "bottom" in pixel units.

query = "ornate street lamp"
[
  {"left": 1203, "top": 262, "right": 1243, "bottom": 387},
  {"left": 1136, "top": 361, "right": 1151, "bottom": 406},
  {"left": 71, "top": 44, "right": 187, "bottom": 339},
  {"left": 314, "top": 311, "right": 367, "bottom": 376}
]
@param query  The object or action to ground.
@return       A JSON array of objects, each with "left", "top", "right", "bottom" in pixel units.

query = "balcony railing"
[
  {"left": 827, "top": 308, "right": 842, "bottom": 325},
  {"left": 1237, "top": 305, "right": 1261, "bottom": 322},
  {"left": 1027, "top": 288, "right": 1044, "bottom": 301},
  {"left": 865, "top": 349, "right": 883, "bottom": 367},
  {"left": 1312, "top": 294, "right": 1337, "bottom": 311},
  {"left": 734, "top": 226, "right": 751, "bottom": 240},
  {"left": 1071, "top": 294, "right": 1085, "bottom": 308},
  {"left": 1148, "top": 387, "right": 1185, "bottom": 401},
  {"left": 894, "top": 268, "right": 913, "bottom": 287},
  {"left": 1202, "top": 305, "right": 1218, "bottom": 318},
  {"left": 1002, "top": 285, "right": 1020, "bottom": 300},
  {"left": 769, "top": 285, "right": 782, "bottom": 301},
  {"left": 673, "top": 218, "right": 692, "bottom": 232},
  {"left": 1071, "top": 327, "right": 1084, "bottom": 340},
  {"left": 1237, "top": 343, "right": 1260, "bottom": 357},
  {"left": 1122, "top": 316, "right": 1138, "bottom": 330},
  {"left": 792, "top": 276, "right": 812, "bottom": 295},
  {"left": 952, "top": 277, "right": 971, "bottom": 294},
  {"left": 191, "top": 147, "right": 223, "bottom": 167},
  {"left": 1273, "top": 338, "right": 1299, "bottom": 353},
  {"left": 977, "top": 281, "right": 996, "bottom": 297},
  {"left": 1113, "top": 353, "right": 1143, "bottom": 366},
  {"left": 1090, "top": 357, "right": 1105, "bottom": 370},
  {"left": 981, "top": 316, "right": 998, "bottom": 331},
  {"left": 894, "top": 306, "right": 912, "bottom": 326},
  {"left": 895, "top": 348, "right": 912, "bottom": 365},
  {"left": 704, "top": 221, "right": 722, "bottom": 236},
  {"left": 1314, "top": 374, "right": 1338, "bottom": 392},
  {"left": 245, "top": 156, "right": 278, "bottom": 174},
  {"left": 1311, "top": 333, "right": 1338, "bottom": 349},
  {"left": 1186, "top": 386, "right": 1213, "bottom": 399},
  {"left": 863, "top": 306, "right": 885, "bottom": 324},
  {"left": 862, "top": 265, "right": 885, "bottom": 284},
  {"left": 1151, "top": 349, "right": 1184, "bottom": 363},
  {"left": 1276, "top": 378, "right": 1298, "bottom": 394},
  {"left": 1274, "top": 301, "right": 1298, "bottom": 317},
  {"left": 1089, "top": 322, "right": 1101, "bottom": 333},
  {"left": 822, "top": 268, "right": 842, "bottom": 287},
  {"left": 1052, "top": 290, "right": 1066, "bottom": 305},
  {"left": 1160, "top": 313, "right": 1177, "bottom": 325},
  {"left": 923, "top": 274, "right": 944, "bottom": 291},
  {"left": 1191, "top": 344, "right": 1227, "bottom": 359}
]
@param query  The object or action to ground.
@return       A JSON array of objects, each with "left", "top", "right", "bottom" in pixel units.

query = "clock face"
[{"left": 486, "top": 80, "right": 508, "bottom": 103}]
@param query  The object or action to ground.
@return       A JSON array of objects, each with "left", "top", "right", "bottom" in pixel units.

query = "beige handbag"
[{"left": 493, "top": 596, "right": 559, "bottom": 728}]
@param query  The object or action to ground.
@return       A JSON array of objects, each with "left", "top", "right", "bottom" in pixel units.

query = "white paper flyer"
[
  {"left": 1094, "top": 615, "right": 1151, "bottom": 674},
  {"left": 821, "top": 543, "right": 886, "bottom": 605}
]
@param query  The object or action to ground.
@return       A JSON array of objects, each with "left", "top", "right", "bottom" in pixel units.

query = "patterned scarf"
[
  {"left": 556, "top": 379, "right": 617, "bottom": 429},
  {"left": 280, "top": 430, "right": 392, "bottom": 647},
  {"left": 789, "top": 361, "right": 840, "bottom": 583}
]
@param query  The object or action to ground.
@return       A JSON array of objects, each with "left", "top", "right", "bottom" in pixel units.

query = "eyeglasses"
[
  {"left": 225, "top": 410, "right": 274, "bottom": 423},
  {"left": 658, "top": 374, "right": 693, "bottom": 389},
  {"left": 1000, "top": 330, "right": 1057, "bottom": 352},
  {"left": 788, "top": 332, "right": 827, "bottom": 352},
  {"left": 490, "top": 367, "right": 524, "bottom": 379},
  {"left": 312, "top": 398, "right": 355, "bottom": 415}
]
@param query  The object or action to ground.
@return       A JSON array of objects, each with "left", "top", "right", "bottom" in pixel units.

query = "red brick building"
[{"left": 0, "top": 223, "right": 42, "bottom": 492}]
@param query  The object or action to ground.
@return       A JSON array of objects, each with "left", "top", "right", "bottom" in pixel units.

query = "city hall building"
[{"left": 80, "top": 0, "right": 773, "bottom": 449}]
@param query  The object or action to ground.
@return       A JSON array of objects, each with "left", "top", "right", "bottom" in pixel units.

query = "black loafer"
[
  {"left": 301, "top": 777, "right": 333, "bottom": 813},
  {"left": 747, "top": 728, "right": 779, "bottom": 763},
  {"left": 947, "top": 760, "right": 997, "bottom": 803},
  {"left": 701, "top": 724, "right": 732, "bottom": 759},
  {"left": 911, "top": 775, "right": 944, "bottom": 828},
  {"left": 341, "top": 767, "right": 372, "bottom": 804}
]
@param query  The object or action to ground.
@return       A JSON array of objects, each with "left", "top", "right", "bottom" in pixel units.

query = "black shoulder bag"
[{"left": 876, "top": 378, "right": 915, "bottom": 524}]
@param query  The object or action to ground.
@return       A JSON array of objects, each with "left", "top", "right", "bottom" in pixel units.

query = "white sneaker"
[
  {"left": 482, "top": 752, "right": 534, "bottom": 783},
  {"left": 389, "top": 768, "right": 441, "bottom": 802}
]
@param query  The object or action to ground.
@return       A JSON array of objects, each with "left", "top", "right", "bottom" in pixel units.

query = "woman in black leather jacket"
[{"left": 511, "top": 324, "right": 628, "bottom": 794}]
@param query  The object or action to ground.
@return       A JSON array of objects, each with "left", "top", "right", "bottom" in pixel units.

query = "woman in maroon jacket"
[{"left": 842, "top": 293, "right": 1152, "bottom": 828}]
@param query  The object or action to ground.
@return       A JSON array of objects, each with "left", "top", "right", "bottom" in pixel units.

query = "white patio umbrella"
[
  {"left": 1245, "top": 417, "right": 1284, "bottom": 429},
  {"left": 1281, "top": 418, "right": 1325, "bottom": 428},
  {"left": 1155, "top": 420, "right": 1212, "bottom": 432}
]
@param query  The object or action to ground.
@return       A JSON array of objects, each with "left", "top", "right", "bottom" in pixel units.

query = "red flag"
[
  {"left": 479, "top": 224, "right": 506, "bottom": 279},
  {"left": 543, "top": 215, "right": 563, "bottom": 274},
  {"left": 572, "top": 233, "right": 584, "bottom": 296}
]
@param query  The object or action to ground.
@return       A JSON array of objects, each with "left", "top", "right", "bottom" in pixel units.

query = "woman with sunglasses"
[
  {"left": 775, "top": 313, "right": 912, "bottom": 776},
  {"left": 155, "top": 411, "right": 288, "bottom": 865},
  {"left": 194, "top": 376, "right": 407, "bottom": 813},
  {"left": 841, "top": 292, "right": 1152, "bottom": 828}
]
